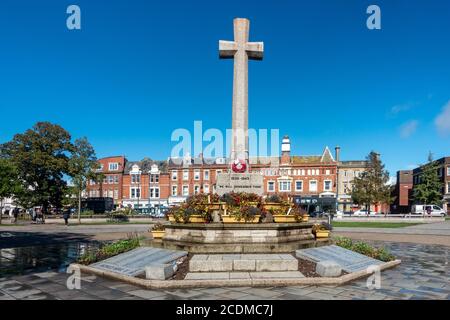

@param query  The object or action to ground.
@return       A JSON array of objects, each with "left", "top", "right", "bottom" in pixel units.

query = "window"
[
  {"left": 309, "top": 180, "right": 317, "bottom": 192},
  {"left": 131, "top": 188, "right": 141, "bottom": 199},
  {"left": 150, "top": 174, "right": 159, "bottom": 183},
  {"left": 114, "top": 175, "right": 119, "bottom": 184},
  {"left": 279, "top": 181, "right": 291, "bottom": 192},
  {"left": 325, "top": 169, "right": 330, "bottom": 175},
  {"left": 131, "top": 174, "right": 141, "bottom": 184},
  {"left": 171, "top": 185, "right": 177, "bottom": 196},
  {"left": 194, "top": 169, "right": 200, "bottom": 180},
  {"left": 307, "top": 169, "right": 311, "bottom": 175},
  {"left": 204, "top": 170, "right": 209, "bottom": 180},
  {"left": 447, "top": 167, "right": 450, "bottom": 176},
  {"left": 103, "top": 190, "right": 108, "bottom": 197},
  {"left": 109, "top": 162, "right": 119, "bottom": 171},
  {"left": 194, "top": 185, "right": 200, "bottom": 194},
  {"left": 182, "top": 185, "right": 189, "bottom": 196},
  {"left": 96, "top": 164, "right": 104, "bottom": 172},
  {"left": 324, "top": 180, "right": 332, "bottom": 191},
  {"left": 203, "top": 184, "right": 209, "bottom": 193},
  {"left": 89, "top": 179, "right": 95, "bottom": 185},
  {"left": 114, "top": 189, "right": 119, "bottom": 199},
  {"left": 267, "top": 181, "right": 275, "bottom": 192},
  {"left": 183, "top": 170, "right": 189, "bottom": 181},
  {"left": 107, "top": 175, "right": 114, "bottom": 184},
  {"left": 171, "top": 171, "right": 178, "bottom": 181},
  {"left": 295, "top": 180, "right": 303, "bottom": 191},
  {"left": 447, "top": 182, "right": 450, "bottom": 193},
  {"left": 150, "top": 187, "right": 160, "bottom": 198}
]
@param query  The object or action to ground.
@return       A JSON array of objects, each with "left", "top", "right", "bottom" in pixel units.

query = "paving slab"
[
  {"left": 90, "top": 247, "right": 187, "bottom": 277},
  {"left": 296, "top": 245, "right": 383, "bottom": 273}
]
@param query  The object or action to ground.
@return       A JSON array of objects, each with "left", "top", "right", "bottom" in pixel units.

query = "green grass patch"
[
  {"left": 77, "top": 234, "right": 141, "bottom": 265},
  {"left": 71, "top": 221, "right": 152, "bottom": 225},
  {"left": 332, "top": 221, "right": 421, "bottom": 228},
  {"left": 334, "top": 237, "right": 395, "bottom": 262}
]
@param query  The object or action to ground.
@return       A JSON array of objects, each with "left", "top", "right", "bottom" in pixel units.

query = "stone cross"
[{"left": 219, "top": 18, "right": 264, "bottom": 172}]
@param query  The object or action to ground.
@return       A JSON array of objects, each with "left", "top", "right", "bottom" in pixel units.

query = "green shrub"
[
  {"left": 107, "top": 213, "right": 129, "bottom": 223},
  {"left": 334, "top": 237, "right": 395, "bottom": 262},
  {"left": 77, "top": 236, "right": 140, "bottom": 265}
]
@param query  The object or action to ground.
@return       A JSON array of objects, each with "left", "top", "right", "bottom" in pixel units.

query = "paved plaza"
[{"left": 1, "top": 241, "right": 448, "bottom": 300}]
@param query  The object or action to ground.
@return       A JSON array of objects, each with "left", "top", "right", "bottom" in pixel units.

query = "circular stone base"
[
  {"left": 140, "top": 222, "right": 331, "bottom": 253},
  {"left": 143, "top": 238, "right": 332, "bottom": 253}
]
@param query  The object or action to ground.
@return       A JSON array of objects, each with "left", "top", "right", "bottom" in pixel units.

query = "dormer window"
[{"left": 109, "top": 162, "right": 119, "bottom": 171}]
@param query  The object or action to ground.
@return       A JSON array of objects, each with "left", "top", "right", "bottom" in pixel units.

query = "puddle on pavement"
[{"left": 0, "top": 242, "right": 101, "bottom": 277}]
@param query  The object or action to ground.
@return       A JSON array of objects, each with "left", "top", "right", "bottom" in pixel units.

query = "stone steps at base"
[
  {"left": 189, "top": 254, "right": 299, "bottom": 272},
  {"left": 185, "top": 271, "right": 305, "bottom": 280}
]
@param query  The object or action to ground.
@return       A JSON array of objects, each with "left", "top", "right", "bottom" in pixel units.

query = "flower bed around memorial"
[
  {"left": 77, "top": 234, "right": 141, "bottom": 265},
  {"left": 167, "top": 194, "right": 222, "bottom": 223},
  {"left": 166, "top": 192, "right": 312, "bottom": 224},
  {"left": 334, "top": 237, "right": 396, "bottom": 262},
  {"left": 220, "top": 192, "right": 262, "bottom": 223}
]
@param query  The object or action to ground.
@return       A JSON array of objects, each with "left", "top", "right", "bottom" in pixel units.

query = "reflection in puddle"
[{"left": 0, "top": 242, "right": 101, "bottom": 277}]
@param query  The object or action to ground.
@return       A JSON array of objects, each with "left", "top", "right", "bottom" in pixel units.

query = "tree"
[
  {"left": 412, "top": 152, "right": 443, "bottom": 205},
  {"left": 0, "top": 159, "right": 22, "bottom": 224},
  {"left": 68, "top": 137, "right": 98, "bottom": 224},
  {"left": 351, "top": 151, "right": 392, "bottom": 213},
  {"left": 0, "top": 122, "right": 73, "bottom": 215}
]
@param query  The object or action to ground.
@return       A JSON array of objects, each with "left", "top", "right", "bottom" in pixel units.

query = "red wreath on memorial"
[{"left": 232, "top": 159, "right": 247, "bottom": 173}]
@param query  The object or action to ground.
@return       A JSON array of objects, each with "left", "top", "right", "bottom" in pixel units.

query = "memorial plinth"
[{"left": 216, "top": 173, "right": 264, "bottom": 196}]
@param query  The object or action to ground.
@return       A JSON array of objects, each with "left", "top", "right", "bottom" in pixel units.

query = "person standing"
[
  {"left": 12, "top": 207, "right": 19, "bottom": 223},
  {"left": 63, "top": 209, "right": 70, "bottom": 226}
]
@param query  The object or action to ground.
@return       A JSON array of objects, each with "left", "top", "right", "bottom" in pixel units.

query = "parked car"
[
  {"left": 353, "top": 209, "right": 377, "bottom": 216},
  {"left": 411, "top": 205, "right": 446, "bottom": 217}
]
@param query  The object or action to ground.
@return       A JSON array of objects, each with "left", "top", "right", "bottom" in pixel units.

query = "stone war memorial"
[
  {"left": 73, "top": 18, "right": 401, "bottom": 288},
  {"left": 161, "top": 17, "right": 317, "bottom": 252}
]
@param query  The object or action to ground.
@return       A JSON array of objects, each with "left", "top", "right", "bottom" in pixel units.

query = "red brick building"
[
  {"left": 86, "top": 157, "right": 170, "bottom": 211},
  {"left": 392, "top": 170, "right": 413, "bottom": 213},
  {"left": 167, "top": 136, "right": 338, "bottom": 212},
  {"left": 87, "top": 156, "right": 126, "bottom": 206}
]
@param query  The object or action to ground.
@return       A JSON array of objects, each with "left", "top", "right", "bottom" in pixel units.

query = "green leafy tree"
[
  {"left": 351, "top": 151, "right": 393, "bottom": 213},
  {"left": 0, "top": 158, "right": 22, "bottom": 224},
  {"left": 412, "top": 152, "right": 443, "bottom": 205},
  {"left": 0, "top": 122, "right": 73, "bottom": 215},
  {"left": 68, "top": 137, "right": 99, "bottom": 223}
]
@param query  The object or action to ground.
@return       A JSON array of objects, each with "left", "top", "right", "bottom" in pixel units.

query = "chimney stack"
[
  {"left": 335, "top": 146, "right": 341, "bottom": 162},
  {"left": 281, "top": 135, "right": 291, "bottom": 164}
]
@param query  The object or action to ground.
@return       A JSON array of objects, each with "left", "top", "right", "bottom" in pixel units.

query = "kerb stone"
[{"left": 316, "top": 260, "right": 342, "bottom": 277}]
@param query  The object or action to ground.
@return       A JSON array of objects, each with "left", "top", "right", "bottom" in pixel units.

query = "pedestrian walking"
[
  {"left": 12, "top": 207, "right": 19, "bottom": 223},
  {"left": 426, "top": 205, "right": 432, "bottom": 217},
  {"left": 63, "top": 209, "right": 70, "bottom": 226}
]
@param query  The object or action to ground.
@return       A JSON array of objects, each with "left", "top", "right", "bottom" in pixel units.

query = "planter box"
[
  {"left": 222, "top": 215, "right": 261, "bottom": 224},
  {"left": 206, "top": 203, "right": 223, "bottom": 210},
  {"left": 273, "top": 215, "right": 299, "bottom": 223},
  {"left": 315, "top": 230, "right": 330, "bottom": 238},
  {"left": 151, "top": 230, "right": 165, "bottom": 239},
  {"left": 302, "top": 215, "right": 309, "bottom": 222},
  {"left": 189, "top": 215, "right": 207, "bottom": 223},
  {"left": 167, "top": 214, "right": 207, "bottom": 223},
  {"left": 263, "top": 203, "right": 289, "bottom": 210}
]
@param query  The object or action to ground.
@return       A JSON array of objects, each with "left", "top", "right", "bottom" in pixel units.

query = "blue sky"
[{"left": 0, "top": 0, "right": 449, "bottom": 176}]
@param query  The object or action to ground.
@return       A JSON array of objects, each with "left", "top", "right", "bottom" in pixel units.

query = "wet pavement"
[{"left": 0, "top": 241, "right": 448, "bottom": 300}]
